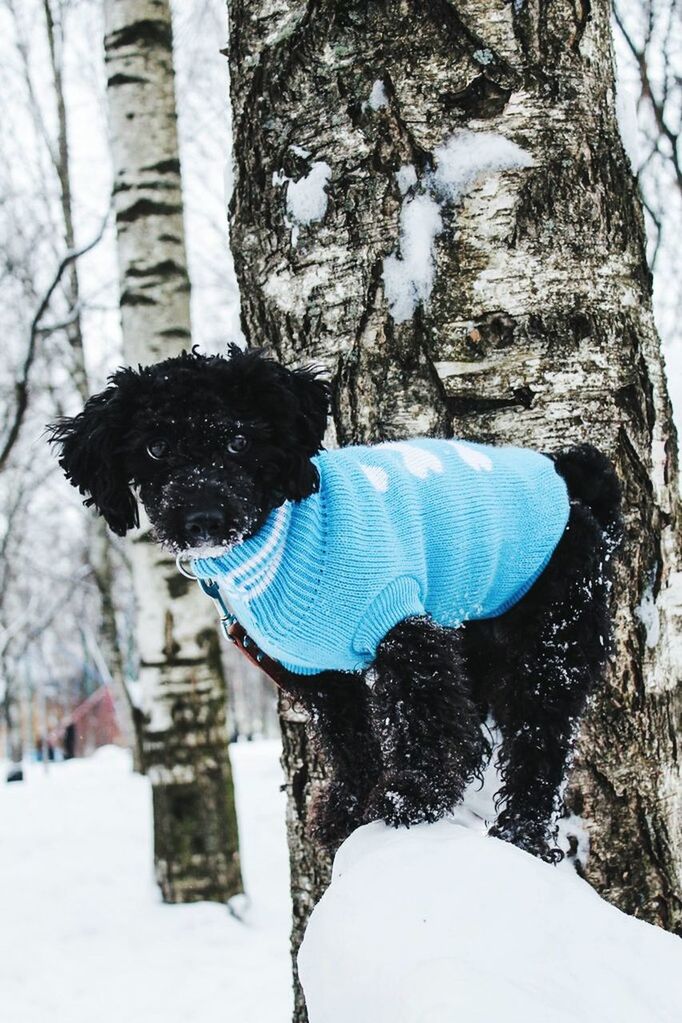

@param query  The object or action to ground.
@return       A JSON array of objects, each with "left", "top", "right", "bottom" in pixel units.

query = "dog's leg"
[
  {"left": 479, "top": 504, "right": 614, "bottom": 860},
  {"left": 278, "top": 670, "right": 381, "bottom": 849},
  {"left": 362, "top": 616, "right": 486, "bottom": 828}
]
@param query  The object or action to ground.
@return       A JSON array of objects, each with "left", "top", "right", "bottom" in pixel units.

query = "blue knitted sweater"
[{"left": 193, "top": 439, "right": 570, "bottom": 675}]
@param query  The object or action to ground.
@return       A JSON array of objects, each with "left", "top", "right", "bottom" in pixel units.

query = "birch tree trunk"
[
  {"left": 226, "top": 0, "right": 682, "bottom": 1010},
  {"left": 103, "top": 0, "right": 242, "bottom": 903}
]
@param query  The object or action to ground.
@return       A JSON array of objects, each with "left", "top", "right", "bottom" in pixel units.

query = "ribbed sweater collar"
[{"left": 194, "top": 501, "right": 292, "bottom": 601}]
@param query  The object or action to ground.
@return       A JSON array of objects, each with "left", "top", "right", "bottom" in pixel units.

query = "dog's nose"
[{"left": 184, "top": 509, "right": 225, "bottom": 543}]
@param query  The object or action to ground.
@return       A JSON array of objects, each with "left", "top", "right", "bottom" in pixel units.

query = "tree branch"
[
  {"left": 0, "top": 214, "right": 109, "bottom": 473},
  {"left": 613, "top": 3, "right": 682, "bottom": 194}
]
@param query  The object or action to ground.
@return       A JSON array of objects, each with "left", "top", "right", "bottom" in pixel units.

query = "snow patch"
[
  {"left": 635, "top": 581, "right": 660, "bottom": 648},
  {"left": 367, "top": 79, "right": 389, "bottom": 110},
  {"left": 299, "top": 820, "right": 682, "bottom": 1023},
  {"left": 395, "top": 164, "right": 417, "bottom": 195},
  {"left": 431, "top": 130, "right": 534, "bottom": 203},
  {"left": 273, "top": 160, "right": 332, "bottom": 245},
  {"left": 364, "top": 667, "right": 379, "bottom": 689},
  {"left": 286, "top": 161, "right": 331, "bottom": 225},
  {"left": 264, "top": 262, "right": 331, "bottom": 316},
  {"left": 0, "top": 743, "right": 292, "bottom": 1023},
  {"left": 383, "top": 131, "right": 533, "bottom": 322},
  {"left": 382, "top": 194, "right": 443, "bottom": 322},
  {"left": 557, "top": 812, "right": 591, "bottom": 870},
  {"left": 473, "top": 48, "right": 494, "bottom": 65}
]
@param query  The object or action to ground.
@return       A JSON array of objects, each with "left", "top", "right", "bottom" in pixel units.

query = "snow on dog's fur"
[{"left": 49, "top": 346, "right": 621, "bottom": 859}]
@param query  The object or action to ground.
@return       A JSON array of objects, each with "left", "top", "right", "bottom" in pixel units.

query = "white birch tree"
[{"left": 102, "top": 0, "right": 242, "bottom": 903}]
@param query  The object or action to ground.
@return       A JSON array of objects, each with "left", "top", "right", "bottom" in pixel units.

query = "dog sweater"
[{"left": 193, "top": 439, "right": 570, "bottom": 675}]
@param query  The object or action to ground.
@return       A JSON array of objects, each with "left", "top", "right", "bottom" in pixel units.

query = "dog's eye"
[
  {"left": 146, "top": 439, "right": 169, "bottom": 460},
  {"left": 227, "top": 435, "right": 249, "bottom": 454}
]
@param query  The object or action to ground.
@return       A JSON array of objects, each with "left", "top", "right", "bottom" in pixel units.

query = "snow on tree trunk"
[
  {"left": 103, "top": 0, "right": 242, "bottom": 903},
  {"left": 227, "top": 0, "right": 682, "bottom": 1005}
]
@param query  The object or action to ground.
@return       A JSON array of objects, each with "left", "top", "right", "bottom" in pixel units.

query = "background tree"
[
  {"left": 226, "top": 0, "right": 682, "bottom": 1015},
  {"left": 613, "top": 0, "right": 681, "bottom": 417},
  {"left": 41, "top": 0, "right": 143, "bottom": 767},
  {"left": 0, "top": 0, "right": 126, "bottom": 779},
  {"left": 102, "top": 0, "right": 242, "bottom": 903}
]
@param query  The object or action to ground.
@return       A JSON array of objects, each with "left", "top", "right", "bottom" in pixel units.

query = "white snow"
[
  {"left": 299, "top": 820, "right": 682, "bottom": 1023},
  {"left": 367, "top": 79, "right": 389, "bottom": 110},
  {"left": 0, "top": 743, "right": 292, "bottom": 1023},
  {"left": 273, "top": 160, "right": 332, "bottom": 245},
  {"left": 286, "top": 161, "right": 331, "bottom": 226},
  {"left": 5, "top": 742, "right": 682, "bottom": 1023},
  {"left": 636, "top": 581, "right": 661, "bottom": 648},
  {"left": 382, "top": 194, "right": 443, "bottom": 322},
  {"left": 473, "top": 48, "right": 494, "bottom": 65},
  {"left": 431, "top": 130, "right": 534, "bottom": 202},
  {"left": 383, "top": 131, "right": 533, "bottom": 323},
  {"left": 395, "top": 163, "right": 417, "bottom": 195},
  {"left": 264, "top": 261, "right": 332, "bottom": 316}
]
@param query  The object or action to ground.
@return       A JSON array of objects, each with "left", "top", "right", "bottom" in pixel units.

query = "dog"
[{"left": 49, "top": 346, "right": 621, "bottom": 859}]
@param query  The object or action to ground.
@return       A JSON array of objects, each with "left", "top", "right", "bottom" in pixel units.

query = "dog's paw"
[
  {"left": 488, "top": 820, "right": 564, "bottom": 863},
  {"left": 363, "top": 771, "right": 454, "bottom": 829}
]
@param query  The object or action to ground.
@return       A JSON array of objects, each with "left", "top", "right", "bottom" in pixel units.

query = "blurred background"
[
  {"left": 0, "top": 0, "right": 280, "bottom": 773},
  {"left": 0, "top": 1, "right": 679, "bottom": 1021}
]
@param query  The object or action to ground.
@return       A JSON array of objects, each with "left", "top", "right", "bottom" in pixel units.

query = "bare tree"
[
  {"left": 613, "top": 0, "right": 682, "bottom": 418},
  {"left": 226, "top": 0, "right": 682, "bottom": 1015},
  {"left": 102, "top": 0, "right": 242, "bottom": 903},
  {"left": 41, "top": 0, "right": 143, "bottom": 767}
]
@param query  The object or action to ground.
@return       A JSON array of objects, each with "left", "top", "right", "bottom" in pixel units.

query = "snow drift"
[{"left": 299, "top": 818, "right": 682, "bottom": 1023}]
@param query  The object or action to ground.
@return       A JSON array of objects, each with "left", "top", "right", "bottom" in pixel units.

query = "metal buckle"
[
  {"left": 175, "top": 556, "right": 237, "bottom": 642},
  {"left": 198, "top": 578, "right": 237, "bottom": 640},
  {"left": 175, "top": 552, "right": 199, "bottom": 580}
]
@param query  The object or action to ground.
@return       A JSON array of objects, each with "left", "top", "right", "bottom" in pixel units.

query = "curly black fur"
[
  {"left": 48, "top": 346, "right": 330, "bottom": 545},
  {"left": 364, "top": 617, "right": 488, "bottom": 829},
  {"left": 49, "top": 347, "right": 621, "bottom": 859}
]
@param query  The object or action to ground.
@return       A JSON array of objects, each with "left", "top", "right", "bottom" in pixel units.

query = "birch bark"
[
  {"left": 226, "top": 0, "right": 682, "bottom": 1011},
  {"left": 103, "top": 0, "right": 242, "bottom": 903}
]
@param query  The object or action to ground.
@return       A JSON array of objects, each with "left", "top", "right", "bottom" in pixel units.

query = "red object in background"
[{"left": 52, "top": 685, "right": 121, "bottom": 758}]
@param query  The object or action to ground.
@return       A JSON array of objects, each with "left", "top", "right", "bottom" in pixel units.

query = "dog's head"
[{"left": 48, "top": 346, "right": 330, "bottom": 551}]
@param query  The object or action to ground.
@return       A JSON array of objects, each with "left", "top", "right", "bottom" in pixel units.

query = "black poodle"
[{"left": 49, "top": 346, "right": 621, "bottom": 860}]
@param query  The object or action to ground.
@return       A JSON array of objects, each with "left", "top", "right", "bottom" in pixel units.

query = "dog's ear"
[
  {"left": 48, "top": 381, "right": 139, "bottom": 536},
  {"left": 226, "top": 346, "right": 331, "bottom": 501},
  {"left": 289, "top": 365, "right": 331, "bottom": 454},
  {"left": 284, "top": 365, "right": 330, "bottom": 501}
]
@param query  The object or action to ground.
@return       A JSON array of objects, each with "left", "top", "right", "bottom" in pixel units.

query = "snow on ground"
[
  {"left": 0, "top": 742, "right": 292, "bottom": 1023},
  {"left": 299, "top": 819, "right": 682, "bottom": 1023},
  {"left": 6, "top": 742, "right": 682, "bottom": 1023}
]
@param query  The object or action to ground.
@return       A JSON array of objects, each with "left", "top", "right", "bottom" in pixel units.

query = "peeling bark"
[
  {"left": 103, "top": 0, "right": 242, "bottom": 903},
  {"left": 227, "top": 0, "right": 682, "bottom": 1012}
]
